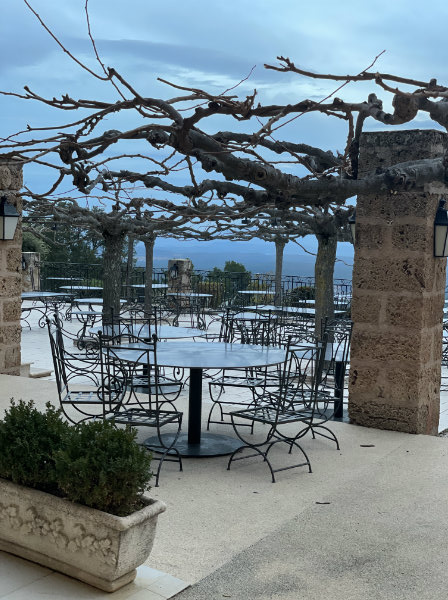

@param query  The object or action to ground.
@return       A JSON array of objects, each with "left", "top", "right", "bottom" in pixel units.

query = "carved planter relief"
[{"left": 0, "top": 478, "right": 166, "bottom": 592}]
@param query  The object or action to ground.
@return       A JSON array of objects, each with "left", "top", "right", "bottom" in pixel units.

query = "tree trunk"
[
  {"left": 314, "top": 233, "right": 337, "bottom": 338},
  {"left": 102, "top": 231, "right": 125, "bottom": 324},
  {"left": 144, "top": 236, "right": 155, "bottom": 313},
  {"left": 274, "top": 239, "right": 286, "bottom": 306},
  {"left": 125, "top": 234, "right": 134, "bottom": 300}
]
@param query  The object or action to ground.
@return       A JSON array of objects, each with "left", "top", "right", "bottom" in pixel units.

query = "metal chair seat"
[
  {"left": 209, "top": 374, "right": 267, "bottom": 388},
  {"left": 61, "top": 389, "right": 100, "bottom": 405},
  {"left": 231, "top": 404, "right": 314, "bottom": 425},
  {"left": 107, "top": 407, "right": 182, "bottom": 428},
  {"left": 227, "top": 341, "right": 327, "bottom": 482},
  {"left": 130, "top": 374, "right": 183, "bottom": 392}
]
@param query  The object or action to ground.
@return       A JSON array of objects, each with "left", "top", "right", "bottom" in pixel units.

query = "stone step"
[
  {"left": 19, "top": 362, "right": 33, "bottom": 377},
  {"left": 29, "top": 368, "right": 53, "bottom": 379}
]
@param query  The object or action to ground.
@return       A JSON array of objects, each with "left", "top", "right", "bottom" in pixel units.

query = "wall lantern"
[
  {"left": 169, "top": 263, "right": 179, "bottom": 279},
  {"left": 348, "top": 210, "right": 356, "bottom": 244},
  {"left": 0, "top": 196, "right": 19, "bottom": 241},
  {"left": 434, "top": 198, "right": 448, "bottom": 257}
]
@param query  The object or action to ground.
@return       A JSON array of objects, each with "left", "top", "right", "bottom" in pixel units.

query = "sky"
[{"left": 1, "top": 0, "right": 447, "bottom": 275}]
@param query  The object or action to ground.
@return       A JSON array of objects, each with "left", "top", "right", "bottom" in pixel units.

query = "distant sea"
[{"left": 135, "top": 237, "right": 354, "bottom": 279}]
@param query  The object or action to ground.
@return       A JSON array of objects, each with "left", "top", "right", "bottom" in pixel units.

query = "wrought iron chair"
[
  {"left": 227, "top": 340, "right": 327, "bottom": 482},
  {"left": 206, "top": 311, "right": 280, "bottom": 431},
  {"left": 98, "top": 332, "right": 183, "bottom": 486},
  {"left": 292, "top": 317, "right": 352, "bottom": 449},
  {"left": 46, "top": 315, "right": 112, "bottom": 424}
]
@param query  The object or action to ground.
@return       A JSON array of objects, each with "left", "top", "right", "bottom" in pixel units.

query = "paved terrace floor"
[{"left": 0, "top": 307, "right": 447, "bottom": 599}]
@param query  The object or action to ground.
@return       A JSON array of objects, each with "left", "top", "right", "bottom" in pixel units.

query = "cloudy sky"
[{"left": 1, "top": 0, "right": 446, "bottom": 274}]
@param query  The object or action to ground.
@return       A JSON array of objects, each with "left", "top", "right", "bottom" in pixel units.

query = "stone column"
[
  {"left": 22, "top": 252, "right": 40, "bottom": 291},
  {"left": 349, "top": 130, "right": 447, "bottom": 434},
  {"left": 167, "top": 259, "right": 193, "bottom": 294},
  {"left": 0, "top": 158, "right": 23, "bottom": 375}
]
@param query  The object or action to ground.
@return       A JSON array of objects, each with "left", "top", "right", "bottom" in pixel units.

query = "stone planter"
[{"left": 0, "top": 478, "right": 166, "bottom": 592}]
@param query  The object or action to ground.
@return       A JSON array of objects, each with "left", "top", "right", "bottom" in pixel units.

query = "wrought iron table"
[
  {"left": 90, "top": 323, "right": 205, "bottom": 339},
  {"left": 111, "top": 341, "right": 286, "bottom": 457},
  {"left": 72, "top": 297, "right": 126, "bottom": 307},
  {"left": 60, "top": 285, "right": 103, "bottom": 292},
  {"left": 245, "top": 305, "right": 347, "bottom": 316},
  {"left": 129, "top": 284, "right": 168, "bottom": 289},
  {"left": 166, "top": 293, "right": 213, "bottom": 329},
  {"left": 21, "top": 291, "right": 73, "bottom": 328}
]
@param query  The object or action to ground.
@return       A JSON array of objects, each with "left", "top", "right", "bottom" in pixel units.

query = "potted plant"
[{"left": 0, "top": 400, "right": 165, "bottom": 592}]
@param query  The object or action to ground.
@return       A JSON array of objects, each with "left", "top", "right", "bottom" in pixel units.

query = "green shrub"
[
  {"left": 288, "top": 285, "right": 316, "bottom": 303},
  {"left": 0, "top": 399, "right": 70, "bottom": 494},
  {"left": 0, "top": 400, "right": 153, "bottom": 517},
  {"left": 54, "top": 420, "right": 153, "bottom": 516}
]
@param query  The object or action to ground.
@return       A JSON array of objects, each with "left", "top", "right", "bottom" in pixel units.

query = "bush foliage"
[
  {"left": 0, "top": 399, "right": 70, "bottom": 494},
  {"left": 0, "top": 400, "right": 152, "bottom": 516},
  {"left": 55, "top": 420, "right": 153, "bottom": 516}
]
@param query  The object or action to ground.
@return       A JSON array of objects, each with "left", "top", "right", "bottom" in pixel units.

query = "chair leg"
[
  {"left": 206, "top": 401, "right": 225, "bottom": 430},
  {"left": 310, "top": 424, "right": 340, "bottom": 449},
  {"left": 153, "top": 447, "right": 183, "bottom": 487},
  {"left": 227, "top": 444, "right": 277, "bottom": 483}
]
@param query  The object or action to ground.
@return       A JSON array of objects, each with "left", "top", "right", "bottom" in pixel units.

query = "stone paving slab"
[
  {"left": 174, "top": 434, "right": 448, "bottom": 600},
  {"left": 0, "top": 553, "right": 189, "bottom": 600},
  {"left": 0, "top": 374, "right": 435, "bottom": 589}
]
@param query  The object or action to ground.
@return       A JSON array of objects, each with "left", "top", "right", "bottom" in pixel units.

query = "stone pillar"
[
  {"left": 167, "top": 259, "right": 193, "bottom": 294},
  {"left": 0, "top": 158, "right": 23, "bottom": 375},
  {"left": 349, "top": 130, "right": 447, "bottom": 434}
]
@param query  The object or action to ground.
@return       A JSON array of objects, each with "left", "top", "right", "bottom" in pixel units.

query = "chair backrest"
[
  {"left": 46, "top": 315, "right": 69, "bottom": 398},
  {"left": 98, "top": 332, "right": 161, "bottom": 415},
  {"left": 217, "top": 308, "right": 236, "bottom": 342},
  {"left": 272, "top": 336, "right": 328, "bottom": 419},
  {"left": 321, "top": 318, "right": 352, "bottom": 369},
  {"left": 47, "top": 314, "right": 101, "bottom": 395},
  {"left": 52, "top": 309, "right": 80, "bottom": 349},
  {"left": 231, "top": 311, "right": 276, "bottom": 346}
]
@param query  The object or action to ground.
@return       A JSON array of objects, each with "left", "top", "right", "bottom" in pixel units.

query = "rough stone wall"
[
  {"left": 349, "top": 130, "right": 447, "bottom": 434},
  {"left": 0, "top": 159, "right": 23, "bottom": 375}
]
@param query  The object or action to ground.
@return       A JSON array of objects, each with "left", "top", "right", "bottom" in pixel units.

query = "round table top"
[
  {"left": 245, "top": 304, "right": 312, "bottom": 314},
  {"left": 21, "top": 291, "right": 72, "bottom": 300},
  {"left": 237, "top": 290, "right": 271, "bottom": 295},
  {"left": 46, "top": 277, "right": 84, "bottom": 281},
  {"left": 73, "top": 298, "right": 126, "bottom": 305},
  {"left": 245, "top": 305, "right": 347, "bottom": 316},
  {"left": 167, "top": 292, "right": 212, "bottom": 298},
  {"left": 110, "top": 341, "right": 287, "bottom": 370},
  {"left": 90, "top": 324, "right": 205, "bottom": 339},
  {"left": 230, "top": 311, "right": 279, "bottom": 321},
  {"left": 129, "top": 284, "right": 168, "bottom": 289},
  {"left": 60, "top": 285, "right": 103, "bottom": 291}
]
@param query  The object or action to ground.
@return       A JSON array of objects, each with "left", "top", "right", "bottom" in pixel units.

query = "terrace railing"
[{"left": 39, "top": 262, "right": 352, "bottom": 309}]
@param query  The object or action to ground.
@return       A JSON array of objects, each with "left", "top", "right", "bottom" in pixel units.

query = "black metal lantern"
[
  {"left": 169, "top": 263, "right": 179, "bottom": 279},
  {"left": 434, "top": 199, "right": 448, "bottom": 257},
  {"left": 348, "top": 210, "right": 356, "bottom": 244},
  {"left": 0, "top": 196, "right": 19, "bottom": 241}
]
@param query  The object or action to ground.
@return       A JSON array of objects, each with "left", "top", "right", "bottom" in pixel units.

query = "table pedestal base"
[{"left": 143, "top": 432, "right": 244, "bottom": 457}]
